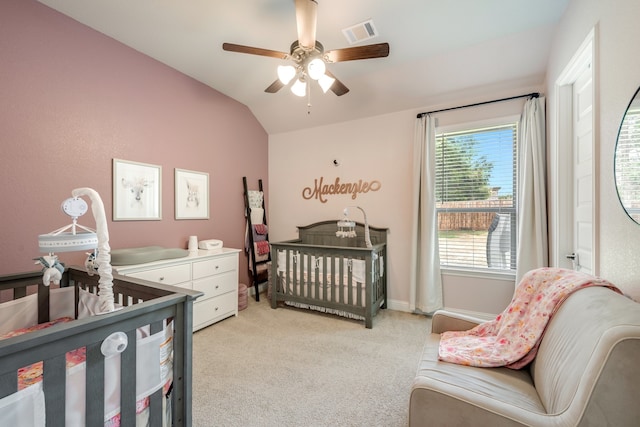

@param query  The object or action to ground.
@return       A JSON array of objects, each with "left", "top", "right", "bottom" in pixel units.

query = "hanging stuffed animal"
[
  {"left": 34, "top": 255, "right": 65, "bottom": 286},
  {"left": 84, "top": 250, "right": 99, "bottom": 276}
]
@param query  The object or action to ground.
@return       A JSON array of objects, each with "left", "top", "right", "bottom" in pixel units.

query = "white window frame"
[{"left": 435, "top": 115, "right": 520, "bottom": 278}]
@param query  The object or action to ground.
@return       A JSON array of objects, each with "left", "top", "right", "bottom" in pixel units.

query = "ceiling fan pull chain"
[{"left": 307, "top": 85, "right": 312, "bottom": 114}]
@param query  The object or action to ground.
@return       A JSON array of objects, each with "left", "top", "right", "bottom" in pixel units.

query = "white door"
[
  {"left": 570, "top": 62, "right": 594, "bottom": 274},
  {"left": 554, "top": 29, "right": 596, "bottom": 274}
]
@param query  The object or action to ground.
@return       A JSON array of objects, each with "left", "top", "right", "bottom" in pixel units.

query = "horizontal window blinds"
[{"left": 436, "top": 124, "right": 517, "bottom": 271}]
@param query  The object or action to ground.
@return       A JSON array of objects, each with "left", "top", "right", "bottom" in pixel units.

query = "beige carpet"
[{"left": 191, "top": 297, "right": 430, "bottom": 427}]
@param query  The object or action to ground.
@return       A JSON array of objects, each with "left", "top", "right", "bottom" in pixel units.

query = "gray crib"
[
  {"left": 0, "top": 266, "right": 201, "bottom": 426},
  {"left": 270, "top": 221, "right": 387, "bottom": 328}
]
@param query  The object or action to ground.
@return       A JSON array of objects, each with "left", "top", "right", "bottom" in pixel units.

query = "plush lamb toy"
[
  {"left": 34, "top": 255, "right": 65, "bottom": 286},
  {"left": 84, "top": 251, "right": 99, "bottom": 276}
]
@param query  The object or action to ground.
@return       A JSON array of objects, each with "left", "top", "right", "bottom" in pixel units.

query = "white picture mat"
[
  {"left": 175, "top": 168, "right": 209, "bottom": 219},
  {"left": 113, "top": 159, "right": 162, "bottom": 221}
]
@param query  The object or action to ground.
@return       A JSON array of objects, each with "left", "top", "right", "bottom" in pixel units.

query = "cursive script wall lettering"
[{"left": 302, "top": 177, "right": 382, "bottom": 203}]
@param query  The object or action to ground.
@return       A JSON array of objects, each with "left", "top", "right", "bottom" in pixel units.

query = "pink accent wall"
[{"left": 0, "top": 0, "right": 268, "bottom": 286}]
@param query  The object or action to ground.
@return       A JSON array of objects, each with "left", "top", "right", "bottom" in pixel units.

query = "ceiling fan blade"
[
  {"left": 264, "top": 79, "right": 285, "bottom": 94},
  {"left": 295, "top": 0, "right": 317, "bottom": 50},
  {"left": 222, "top": 43, "right": 288, "bottom": 60},
  {"left": 324, "top": 70, "right": 349, "bottom": 96},
  {"left": 324, "top": 43, "right": 390, "bottom": 63}
]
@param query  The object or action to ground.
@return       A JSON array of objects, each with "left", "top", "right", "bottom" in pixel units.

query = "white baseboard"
[
  {"left": 248, "top": 290, "right": 412, "bottom": 313},
  {"left": 385, "top": 299, "right": 410, "bottom": 312},
  {"left": 384, "top": 300, "right": 496, "bottom": 319},
  {"left": 442, "top": 306, "right": 497, "bottom": 319}
]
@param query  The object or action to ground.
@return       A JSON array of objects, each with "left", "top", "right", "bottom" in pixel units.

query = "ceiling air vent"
[{"left": 342, "top": 19, "right": 378, "bottom": 45}]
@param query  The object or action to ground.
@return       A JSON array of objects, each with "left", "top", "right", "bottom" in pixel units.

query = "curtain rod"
[{"left": 416, "top": 92, "right": 539, "bottom": 119}]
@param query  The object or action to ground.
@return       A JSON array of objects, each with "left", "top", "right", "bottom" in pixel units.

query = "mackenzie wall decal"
[{"left": 302, "top": 177, "right": 381, "bottom": 203}]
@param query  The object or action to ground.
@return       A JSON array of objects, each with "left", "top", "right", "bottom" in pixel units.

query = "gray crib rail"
[{"left": 0, "top": 267, "right": 202, "bottom": 427}]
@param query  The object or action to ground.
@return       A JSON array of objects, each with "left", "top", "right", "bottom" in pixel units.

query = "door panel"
[{"left": 572, "top": 63, "right": 594, "bottom": 274}]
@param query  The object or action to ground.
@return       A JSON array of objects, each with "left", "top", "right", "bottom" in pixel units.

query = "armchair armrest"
[{"left": 431, "top": 310, "right": 494, "bottom": 334}]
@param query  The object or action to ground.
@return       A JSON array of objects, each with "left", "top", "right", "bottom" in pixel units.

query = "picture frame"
[
  {"left": 175, "top": 168, "right": 209, "bottom": 220},
  {"left": 112, "top": 159, "right": 162, "bottom": 221}
]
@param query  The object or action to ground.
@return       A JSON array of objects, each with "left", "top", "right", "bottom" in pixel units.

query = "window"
[{"left": 435, "top": 122, "right": 518, "bottom": 273}]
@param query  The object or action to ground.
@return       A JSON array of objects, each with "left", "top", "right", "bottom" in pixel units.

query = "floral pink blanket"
[{"left": 438, "top": 267, "right": 621, "bottom": 369}]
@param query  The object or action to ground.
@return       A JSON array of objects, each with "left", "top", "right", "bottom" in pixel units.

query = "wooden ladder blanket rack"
[{"left": 243, "top": 177, "right": 270, "bottom": 301}]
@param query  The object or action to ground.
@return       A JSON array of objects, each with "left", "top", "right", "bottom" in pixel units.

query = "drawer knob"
[
  {"left": 214, "top": 307, "right": 219, "bottom": 311},
  {"left": 159, "top": 277, "right": 165, "bottom": 281},
  {"left": 215, "top": 285, "right": 219, "bottom": 289},
  {"left": 215, "top": 265, "right": 219, "bottom": 270}
]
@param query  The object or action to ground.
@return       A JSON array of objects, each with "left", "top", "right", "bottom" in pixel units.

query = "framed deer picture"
[
  {"left": 112, "top": 159, "right": 162, "bottom": 221},
  {"left": 174, "top": 168, "right": 209, "bottom": 220}
]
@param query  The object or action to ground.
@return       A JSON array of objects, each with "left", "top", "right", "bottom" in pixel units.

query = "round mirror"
[{"left": 615, "top": 86, "right": 640, "bottom": 224}]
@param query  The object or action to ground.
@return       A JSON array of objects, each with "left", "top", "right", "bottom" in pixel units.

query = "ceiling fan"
[{"left": 222, "top": 0, "right": 390, "bottom": 97}]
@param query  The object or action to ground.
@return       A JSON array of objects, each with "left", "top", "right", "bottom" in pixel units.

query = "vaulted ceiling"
[{"left": 37, "top": 0, "right": 569, "bottom": 134}]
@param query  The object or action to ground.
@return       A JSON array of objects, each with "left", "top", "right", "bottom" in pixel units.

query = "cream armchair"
[{"left": 410, "top": 286, "right": 640, "bottom": 426}]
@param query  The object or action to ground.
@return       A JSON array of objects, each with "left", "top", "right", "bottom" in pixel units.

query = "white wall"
[
  {"left": 269, "top": 96, "right": 536, "bottom": 314},
  {"left": 269, "top": 113, "right": 415, "bottom": 310},
  {"left": 546, "top": 0, "right": 640, "bottom": 299}
]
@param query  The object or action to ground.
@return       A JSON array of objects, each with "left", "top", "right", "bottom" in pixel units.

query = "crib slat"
[
  {"left": 303, "top": 253, "right": 310, "bottom": 298},
  {"left": 37, "top": 283, "right": 50, "bottom": 323},
  {"left": 313, "top": 253, "right": 318, "bottom": 299},
  {"left": 357, "top": 256, "right": 365, "bottom": 308},
  {"left": 322, "top": 256, "right": 328, "bottom": 302},
  {"left": 301, "top": 253, "right": 306, "bottom": 298},
  {"left": 364, "top": 255, "right": 373, "bottom": 328},
  {"left": 343, "top": 257, "right": 349, "bottom": 305},
  {"left": 44, "top": 354, "right": 66, "bottom": 427},
  {"left": 0, "top": 371, "right": 17, "bottom": 399},
  {"left": 86, "top": 342, "right": 105, "bottom": 426},
  {"left": 172, "top": 298, "right": 192, "bottom": 426},
  {"left": 148, "top": 319, "right": 166, "bottom": 426},
  {"left": 347, "top": 260, "right": 354, "bottom": 307},
  {"left": 297, "top": 251, "right": 302, "bottom": 298},
  {"left": 13, "top": 286, "right": 27, "bottom": 299},
  {"left": 120, "top": 330, "right": 137, "bottom": 427},
  {"left": 293, "top": 250, "right": 299, "bottom": 298},
  {"left": 338, "top": 255, "right": 344, "bottom": 304},
  {"left": 149, "top": 388, "right": 163, "bottom": 426}
]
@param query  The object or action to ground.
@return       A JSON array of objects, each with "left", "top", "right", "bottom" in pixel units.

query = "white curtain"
[
  {"left": 410, "top": 114, "right": 443, "bottom": 314},
  {"left": 516, "top": 96, "right": 548, "bottom": 283}
]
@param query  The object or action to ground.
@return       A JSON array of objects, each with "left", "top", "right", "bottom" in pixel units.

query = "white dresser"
[{"left": 114, "top": 248, "right": 240, "bottom": 331}]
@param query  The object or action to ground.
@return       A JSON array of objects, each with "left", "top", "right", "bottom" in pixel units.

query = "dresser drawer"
[
  {"left": 128, "top": 264, "right": 191, "bottom": 285},
  {"left": 194, "top": 291, "right": 237, "bottom": 329},
  {"left": 193, "top": 271, "right": 236, "bottom": 300},
  {"left": 192, "top": 255, "right": 237, "bottom": 280},
  {"left": 173, "top": 282, "right": 193, "bottom": 291}
]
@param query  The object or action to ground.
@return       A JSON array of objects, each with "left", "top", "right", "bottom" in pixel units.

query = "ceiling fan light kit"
[
  {"left": 222, "top": 0, "right": 390, "bottom": 103},
  {"left": 306, "top": 57, "right": 326, "bottom": 80},
  {"left": 277, "top": 64, "right": 296, "bottom": 85},
  {"left": 291, "top": 77, "right": 307, "bottom": 97},
  {"left": 318, "top": 74, "right": 336, "bottom": 93}
]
